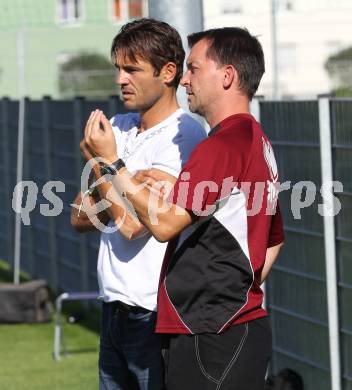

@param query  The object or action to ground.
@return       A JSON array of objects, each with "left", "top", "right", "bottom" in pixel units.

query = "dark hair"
[
  {"left": 187, "top": 27, "right": 265, "bottom": 99},
  {"left": 111, "top": 18, "right": 185, "bottom": 88}
]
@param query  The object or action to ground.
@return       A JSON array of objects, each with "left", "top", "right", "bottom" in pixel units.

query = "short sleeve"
[
  {"left": 152, "top": 125, "right": 206, "bottom": 177},
  {"left": 110, "top": 113, "right": 139, "bottom": 144},
  {"left": 268, "top": 202, "right": 285, "bottom": 247}
]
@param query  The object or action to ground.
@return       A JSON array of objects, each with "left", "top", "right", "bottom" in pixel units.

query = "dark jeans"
[
  {"left": 99, "top": 302, "right": 164, "bottom": 390},
  {"left": 163, "top": 317, "right": 272, "bottom": 390}
]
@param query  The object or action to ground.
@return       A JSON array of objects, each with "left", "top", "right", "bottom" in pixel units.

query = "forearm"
[
  {"left": 71, "top": 181, "right": 145, "bottom": 239},
  {"left": 260, "top": 242, "right": 284, "bottom": 284},
  {"left": 90, "top": 164, "right": 147, "bottom": 239},
  {"left": 111, "top": 168, "right": 192, "bottom": 242},
  {"left": 71, "top": 192, "right": 110, "bottom": 233}
]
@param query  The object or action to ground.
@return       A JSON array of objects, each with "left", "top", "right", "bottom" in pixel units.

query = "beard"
[{"left": 188, "top": 99, "right": 205, "bottom": 117}]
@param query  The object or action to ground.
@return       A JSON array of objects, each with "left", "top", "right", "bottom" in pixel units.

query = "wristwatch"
[{"left": 100, "top": 158, "right": 126, "bottom": 176}]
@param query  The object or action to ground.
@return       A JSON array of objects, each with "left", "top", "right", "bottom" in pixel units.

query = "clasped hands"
[
  {"left": 80, "top": 109, "right": 168, "bottom": 197},
  {"left": 81, "top": 109, "right": 118, "bottom": 165}
]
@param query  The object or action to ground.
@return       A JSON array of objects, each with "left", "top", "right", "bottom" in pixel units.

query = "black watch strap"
[{"left": 100, "top": 158, "right": 126, "bottom": 176}]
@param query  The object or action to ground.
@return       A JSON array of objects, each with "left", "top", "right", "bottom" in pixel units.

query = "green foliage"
[
  {"left": 0, "top": 259, "right": 30, "bottom": 283},
  {"left": 325, "top": 47, "right": 352, "bottom": 97},
  {"left": 58, "top": 52, "right": 119, "bottom": 99},
  {"left": 334, "top": 86, "right": 352, "bottom": 97}
]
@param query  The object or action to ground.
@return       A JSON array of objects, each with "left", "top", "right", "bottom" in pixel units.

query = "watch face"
[
  {"left": 100, "top": 165, "right": 116, "bottom": 176},
  {"left": 100, "top": 159, "right": 125, "bottom": 177}
]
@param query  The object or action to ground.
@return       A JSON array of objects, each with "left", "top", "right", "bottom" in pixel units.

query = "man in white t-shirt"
[{"left": 71, "top": 18, "right": 205, "bottom": 390}]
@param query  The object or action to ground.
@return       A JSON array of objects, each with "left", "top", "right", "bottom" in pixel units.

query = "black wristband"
[{"left": 100, "top": 158, "right": 126, "bottom": 176}]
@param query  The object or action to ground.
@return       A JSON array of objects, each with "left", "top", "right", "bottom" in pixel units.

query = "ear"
[
  {"left": 223, "top": 65, "right": 236, "bottom": 89},
  {"left": 161, "top": 62, "right": 177, "bottom": 85}
]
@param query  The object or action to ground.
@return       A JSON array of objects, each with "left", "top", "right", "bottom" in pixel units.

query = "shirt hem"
[
  {"left": 155, "top": 309, "right": 268, "bottom": 334},
  {"left": 99, "top": 294, "right": 157, "bottom": 312}
]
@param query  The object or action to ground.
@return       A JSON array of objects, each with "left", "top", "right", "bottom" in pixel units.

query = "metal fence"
[
  {"left": 330, "top": 100, "right": 352, "bottom": 390},
  {"left": 260, "top": 100, "right": 330, "bottom": 389},
  {"left": 260, "top": 98, "right": 352, "bottom": 390},
  {"left": 0, "top": 96, "right": 127, "bottom": 293},
  {"left": 0, "top": 96, "right": 351, "bottom": 390}
]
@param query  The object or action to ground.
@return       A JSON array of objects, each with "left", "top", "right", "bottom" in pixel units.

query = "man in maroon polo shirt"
[{"left": 85, "top": 27, "right": 284, "bottom": 390}]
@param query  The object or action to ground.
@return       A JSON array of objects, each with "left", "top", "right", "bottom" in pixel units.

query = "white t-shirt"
[{"left": 97, "top": 108, "right": 206, "bottom": 311}]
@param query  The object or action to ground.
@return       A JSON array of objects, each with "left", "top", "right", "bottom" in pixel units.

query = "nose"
[
  {"left": 116, "top": 69, "right": 128, "bottom": 86},
  {"left": 180, "top": 70, "right": 190, "bottom": 87}
]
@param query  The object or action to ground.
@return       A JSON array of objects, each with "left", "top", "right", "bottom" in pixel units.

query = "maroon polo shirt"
[{"left": 156, "top": 113, "right": 284, "bottom": 335}]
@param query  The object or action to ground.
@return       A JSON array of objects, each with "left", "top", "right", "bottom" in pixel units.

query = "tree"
[
  {"left": 325, "top": 47, "right": 352, "bottom": 97},
  {"left": 58, "top": 52, "right": 119, "bottom": 99}
]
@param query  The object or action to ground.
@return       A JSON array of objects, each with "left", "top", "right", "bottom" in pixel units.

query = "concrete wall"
[{"left": 0, "top": 0, "right": 147, "bottom": 98}]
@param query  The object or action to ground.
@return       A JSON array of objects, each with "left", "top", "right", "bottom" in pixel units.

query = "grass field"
[{"left": 0, "top": 261, "right": 100, "bottom": 390}]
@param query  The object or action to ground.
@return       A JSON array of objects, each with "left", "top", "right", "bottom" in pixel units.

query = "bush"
[{"left": 58, "top": 52, "right": 119, "bottom": 99}]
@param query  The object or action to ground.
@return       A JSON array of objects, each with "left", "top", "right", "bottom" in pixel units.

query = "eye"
[{"left": 122, "top": 66, "right": 140, "bottom": 74}]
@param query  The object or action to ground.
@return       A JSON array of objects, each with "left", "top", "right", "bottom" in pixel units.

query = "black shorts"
[{"left": 162, "top": 317, "right": 272, "bottom": 390}]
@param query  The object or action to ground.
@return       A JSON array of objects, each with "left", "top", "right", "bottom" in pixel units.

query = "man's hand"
[
  {"left": 80, "top": 138, "right": 95, "bottom": 162},
  {"left": 85, "top": 109, "right": 118, "bottom": 163},
  {"left": 71, "top": 191, "right": 110, "bottom": 233},
  {"left": 134, "top": 169, "right": 175, "bottom": 197}
]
